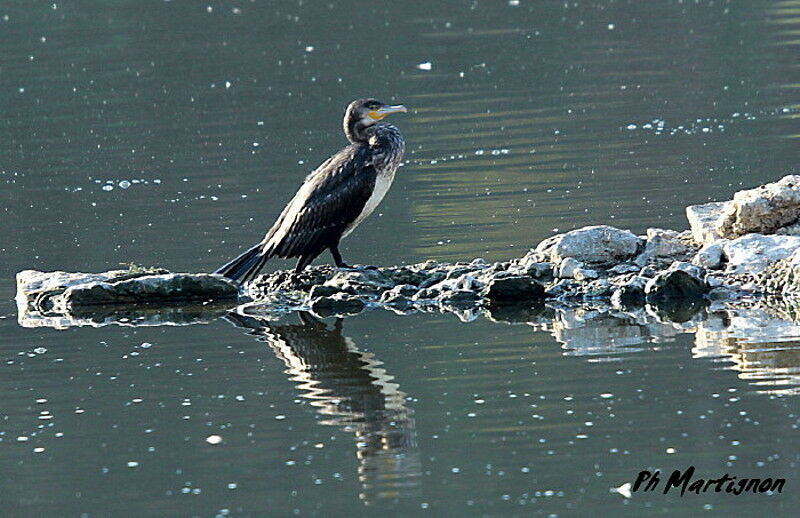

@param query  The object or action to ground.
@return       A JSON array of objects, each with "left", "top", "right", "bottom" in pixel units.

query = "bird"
[{"left": 215, "top": 98, "right": 407, "bottom": 284}]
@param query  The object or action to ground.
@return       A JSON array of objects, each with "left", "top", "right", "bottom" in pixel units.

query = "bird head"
[{"left": 344, "top": 98, "right": 407, "bottom": 143}]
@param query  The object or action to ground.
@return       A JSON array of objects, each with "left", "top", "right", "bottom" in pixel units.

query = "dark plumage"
[{"left": 215, "top": 98, "right": 406, "bottom": 284}]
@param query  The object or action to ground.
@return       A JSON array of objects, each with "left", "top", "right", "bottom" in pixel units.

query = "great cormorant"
[{"left": 215, "top": 98, "right": 407, "bottom": 283}]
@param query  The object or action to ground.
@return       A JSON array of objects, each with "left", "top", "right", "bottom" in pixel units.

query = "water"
[{"left": 1, "top": 0, "right": 798, "bottom": 516}]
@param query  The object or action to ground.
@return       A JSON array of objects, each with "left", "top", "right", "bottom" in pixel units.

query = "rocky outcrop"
[
  {"left": 16, "top": 268, "right": 241, "bottom": 328},
  {"left": 717, "top": 175, "right": 800, "bottom": 238},
  {"left": 17, "top": 174, "right": 800, "bottom": 326},
  {"left": 687, "top": 175, "right": 800, "bottom": 244}
]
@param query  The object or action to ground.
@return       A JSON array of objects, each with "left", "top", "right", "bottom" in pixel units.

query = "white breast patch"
[{"left": 342, "top": 171, "right": 395, "bottom": 238}]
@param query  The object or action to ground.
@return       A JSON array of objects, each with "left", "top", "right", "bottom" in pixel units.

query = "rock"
[
  {"left": 639, "top": 266, "right": 658, "bottom": 278},
  {"left": 580, "top": 279, "right": 614, "bottom": 298},
  {"left": 721, "top": 234, "right": 800, "bottom": 275},
  {"left": 249, "top": 268, "right": 332, "bottom": 297},
  {"left": 558, "top": 257, "right": 583, "bottom": 279},
  {"left": 634, "top": 228, "right": 692, "bottom": 266},
  {"left": 481, "top": 276, "right": 546, "bottom": 303},
  {"left": 545, "top": 279, "right": 577, "bottom": 298},
  {"left": 384, "top": 284, "right": 419, "bottom": 298},
  {"left": 16, "top": 269, "right": 239, "bottom": 312},
  {"left": 537, "top": 225, "right": 642, "bottom": 266},
  {"left": 524, "top": 261, "right": 555, "bottom": 281},
  {"left": 418, "top": 271, "right": 446, "bottom": 288},
  {"left": 381, "top": 267, "right": 432, "bottom": 286},
  {"left": 757, "top": 248, "right": 800, "bottom": 295},
  {"left": 686, "top": 201, "right": 730, "bottom": 244},
  {"left": 611, "top": 278, "right": 647, "bottom": 308},
  {"left": 307, "top": 285, "right": 341, "bottom": 299},
  {"left": 574, "top": 268, "right": 600, "bottom": 281},
  {"left": 309, "top": 293, "right": 366, "bottom": 315},
  {"left": 455, "top": 274, "right": 484, "bottom": 291},
  {"left": 716, "top": 175, "right": 800, "bottom": 238},
  {"left": 645, "top": 262, "right": 708, "bottom": 303},
  {"left": 704, "top": 274, "right": 724, "bottom": 288},
  {"left": 324, "top": 269, "right": 395, "bottom": 295},
  {"left": 693, "top": 241, "right": 725, "bottom": 270},
  {"left": 608, "top": 264, "right": 640, "bottom": 275}
]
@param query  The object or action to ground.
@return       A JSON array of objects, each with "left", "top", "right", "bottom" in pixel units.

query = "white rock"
[
  {"left": 692, "top": 241, "right": 726, "bottom": 269},
  {"left": 558, "top": 257, "right": 583, "bottom": 279},
  {"left": 686, "top": 201, "right": 731, "bottom": 244},
  {"left": 537, "top": 225, "right": 642, "bottom": 265},
  {"left": 717, "top": 175, "right": 800, "bottom": 238},
  {"left": 721, "top": 234, "right": 800, "bottom": 275},
  {"left": 574, "top": 268, "right": 599, "bottom": 281}
]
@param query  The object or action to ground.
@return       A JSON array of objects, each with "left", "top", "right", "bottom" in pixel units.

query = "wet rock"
[
  {"left": 707, "top": 287, "right": 739, "bottom": 301},
  {"left": 418, "top": 271, "right": 446, "bottom": 289},
  {"left": 704, "top": 274, "right": 724, "bottom": 288},
  {"left": 65, "top": 274, "right": 238, "bottom": 306},
  {"left": 382, "top": 284, "right": 419, "bottom": 298},
  {"left": 639, "top": 266, "right": 658, "bottom": 278},
  {"left": 381, "top": 267, "right": 431, "bottom": 286},
  {"left": 634, "top": 228, "right": 693, "bottom": 266},
  {"left": 611, "top": 285, "right": 645, "bottom": 308},
  {"left": 413, "top": 286, "right": 440, "bottom": 300},
  {"left": 579, "top": 279, "right": 615, "bottom": 299},
  {"left": 537, "top": 225, "right": 642, "bottom": 266},
  {"left": 307, "top": 285, "right": 341, "bottom": 299},
  {"left": 557, "top": 257, "right": 583, "bottom": 279},
  {"left": 545, "top": 279, "right": 577, "bottom": 298},
  {"left": 686, "top": 201, "right": 730, "bottom": 244},
  {"left": 721, "top": 233, "right": 800, "bottom": 275},
  {"left": 757, "top": 249, "right": 800, "bottom": 296},
  {"left": 716, "top": 175, "right": 800, "bottom": 238},
  {"left": 693, "top": 241, "right": 725, "bottom": 270},
  {"left": 16, "top": 269, "right": 239, "bottom": 312},
  {"left": 645, "top": 262, "right": 707, "bottom": 303},
  {"left": 608, "top": 264, "right": 639, "bottom": 275},
  {"left": 524, "top": 261, "right": 555, "bottom": 281},
  {"left": 610, "top": 276, "right": 648, "bottom": 308},
  {"left": 481, "top": 276, "right": 546, "bottom": 303},
  {"left": 250, "top": 268, "right": 331, "bottom": 297},
  {"left": 574, "top": 268, "right": 600, "bottom": 281},
  {"left": 309, "top": 293, "right": 366, "bottom": 315},
  {"left": 324, "top": 269, "right": 395, "bottom": 295}
]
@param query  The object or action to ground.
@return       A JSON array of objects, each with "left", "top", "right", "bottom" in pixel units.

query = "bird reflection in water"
[{"left": 226, "top": 312, "right": 421, "bottom": 504}]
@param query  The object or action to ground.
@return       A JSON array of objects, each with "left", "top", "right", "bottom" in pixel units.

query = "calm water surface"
[{"left": 1, "top": 0, "right": 798, "bottom": 516}]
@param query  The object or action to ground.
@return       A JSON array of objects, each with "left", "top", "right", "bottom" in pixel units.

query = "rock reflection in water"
[
  {"left": 531, "top": 303, "right": 800, "bottom": 395},
  {"left": 694, "top": 305, "right": 800, "bottom": 396},
  {"left": 225, "top": 312, "right": 421, "bottom": 504}
]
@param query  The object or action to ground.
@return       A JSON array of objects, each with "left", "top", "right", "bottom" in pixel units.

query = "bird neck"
[{"left": 344, "top": 119, "right": 379, "bottom": 144}]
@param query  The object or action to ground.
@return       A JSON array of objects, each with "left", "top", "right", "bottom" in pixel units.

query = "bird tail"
[{"left": 214, "top": 243, "right": 271, "bottom": 284}]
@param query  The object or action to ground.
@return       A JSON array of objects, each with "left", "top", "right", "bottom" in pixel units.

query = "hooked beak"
[{"left": 368, "top": 104, "right": 408, "bottom": 120}]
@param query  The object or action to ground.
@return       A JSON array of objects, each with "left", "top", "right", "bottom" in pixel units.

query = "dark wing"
[{"left": 263, "top": 145, "right": 377, "bottom": 258}]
